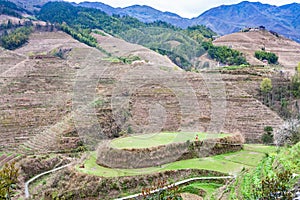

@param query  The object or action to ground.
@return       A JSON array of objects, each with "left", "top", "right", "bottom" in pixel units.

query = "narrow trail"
[
  {"left": 115, "top": 176, "right": 235, "bottom": 200},
  {"left": 24, "top": 163, "right": 73, "bottom": 199}
]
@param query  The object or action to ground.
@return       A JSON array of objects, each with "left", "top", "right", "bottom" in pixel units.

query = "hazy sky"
[{"left": 65, "top": 0, "right": 300, "bottom": 18}]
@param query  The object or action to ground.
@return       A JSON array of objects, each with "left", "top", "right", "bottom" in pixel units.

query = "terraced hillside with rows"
[
  {"left": 0, "top": 30, "right": 285, "bottom": 156},
  {"left": 0, "top": 31, "right": 87, "bottom": 152},
  {"left": 94, "top": 32, "right": 284, "bottom": 142},
  {"left": 0, "top": 0, "right": 299, "bottom": 199},
  {"left": 213, "top": 30, "right": 300, "bottom": 73}
]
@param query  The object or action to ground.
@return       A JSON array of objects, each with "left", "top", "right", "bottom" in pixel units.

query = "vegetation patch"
[
  {"left": 102, "top": 55, "right": 141, "bottom": 64},
  {"left": 0, "top": 162, "right": 19, "bottom": 199},
  {"left": 221, "top": 64, "right": 250, "bottom": 70},
  {"left": 181, "top": 182, "right": 222, "bottom": 197},
  {"left": 38, "top": 2, "right": 216, "bottom": 70},
  {"left": 0, "top": 26, "right": 33, "bottom": 50},
  {"left": 202, "top": 41, "right": 248, "bottom": 66},
  {"left": 229, "top": 142, "right": 299, "bottom": 199},
  {"left": 59, "top": 23, "right": 110, "bottom": 55},
  {"left": 0, "top": 0, "right": 25, "bottom": 18},
  {"left": 92, "top": 29, "right": 106, "bottom": 36},
  {"left": 255, "top": 50, "right": 278, "bottom": 64}
]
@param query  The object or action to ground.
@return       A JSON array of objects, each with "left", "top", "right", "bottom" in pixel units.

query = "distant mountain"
[
  {"left": 0, "top": 0, "right": 28, "bottom": 17},
  {"left": 72, "top": 1, "right": 115, "bottom": 15},
  {"left": 75, "top": 2, "right": 191, "bottom": 28},
  {"left": 76, "top": 1, "right": 300, "bottom": 43},
  {"left": 2, "top": 0, "right": 300, "bottom": 42},
  {"left": 192, "top": 1, "right": 300, "bottom": 42},
  {"left": 7, "top": 0, "right": 62, "bottom": 13}
]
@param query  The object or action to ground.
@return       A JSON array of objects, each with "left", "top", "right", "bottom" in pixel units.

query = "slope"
[
  {"left": 213, "top": 29, "right": 300, "bottom": 72},
  {"left": 0, "top": 28, "right": 285, "bottom": 155},
  {"left": 0, "top": 31, "right": 89, "bottom": 151},
  {"left": 75, "top": 2, "right": 191, "bottom": 28},
  {"left": 192, "top": 1, "right": 300, "bottom": 43}
]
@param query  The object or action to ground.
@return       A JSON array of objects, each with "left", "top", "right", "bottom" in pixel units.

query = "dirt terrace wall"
[
  {"left": 40, "top": 168, "right": 227, "bottom": 200},
  {"left": 19, "top": 155, "right": 71, "bottom": 181},
  {"left": 96, "top": 134, "right": 244, "bottom": 169}
]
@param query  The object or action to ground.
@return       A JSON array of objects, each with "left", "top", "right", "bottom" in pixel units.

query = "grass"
[
  {"left": 110, "top": 132, "right": 230, "bottom": 149},
  {"left": 101, "top": 55, "right": 141, "bottom": 64},
  {"left": 222, "top": 64, "right": 250, "bottom": 70},
  {"left": 243, "top": 144, "right": 278, "bottom": 153},
  {"left": 163, "top": 157, "right": 245, "bottom": 175},
  {"left": 92, "top": 29, "right": 106, "bottom": 36},
  {"left": 230, "top": 142, "right": 300, "bottom": 199},
  {"left": 181, "top": 182, "right": 222, "bottom": 197},
  {"left": 76, "top": 144, "right": 277, "bottom": 178},
  {"left": 216, "top": 151, "right": 266, "bottom": 167}
]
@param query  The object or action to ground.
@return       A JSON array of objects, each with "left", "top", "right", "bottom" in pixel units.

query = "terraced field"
[
  {"left": 0, "top": 29, "right": 288, "bottom": 199},
  {"left": 76, "top": 144, "right": 278, "bottom": 177},
  {"left": 213, "top": 30, "right": 300, "bottom": 73},
  {"left": 110, "top": 132, "right": 230, "bottom": 149}
]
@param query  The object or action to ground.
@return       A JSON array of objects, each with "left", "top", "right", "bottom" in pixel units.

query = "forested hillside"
[
  {"left": 76, "top": 1, "right": 300, "bottom": 43},
  {"left": 0, "top": 0, "right": 26, "bottom": 17},
  {"left": 37, "top": 2, "right": 218, "bottom": 70},
  {"left": 0, "top": 1, "right": 249, "bottom": 69}
]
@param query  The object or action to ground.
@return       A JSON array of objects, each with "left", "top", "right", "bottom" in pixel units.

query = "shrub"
[
  {"left": 0, "top": 162, "right": 19, "bottom": 199},
  {"left": 261, "top": 133, "right": 273, "bottom": 144},
  {"left": 264, "top": 126, "right": 273, "bottom": 133},
  {"left": 238, "top": 144, "right": 299, "bottom": 200},
  {"left": 262, "top": 126, "right": 274, "bottom": 144},
  {"left": 255, "top": 50, "right": 278, "bottom": 64},
  {"left": 202, "top": 42, "right": 248, "bottom": 65},
  {"left": 260, "top": 78, "right": 272, "bottom": 93}
]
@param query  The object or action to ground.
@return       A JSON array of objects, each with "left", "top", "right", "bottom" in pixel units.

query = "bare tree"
[{"left": 274, "top": 119, "right": 300, "bottom": 146}]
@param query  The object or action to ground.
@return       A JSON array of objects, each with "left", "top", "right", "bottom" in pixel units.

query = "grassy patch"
[
  {"left": 215, "top": 151, "right": 266, "bottom": 167},
  {"left": 222, "top": 64, "right": 250, "bottom": 70},
  {"left": 76, "top": 144, "right": 276, "bottom": 178},
  {"left": 92, "top": 29, "right": 106, "bottom": 36},
  {"left": 110, "top": 132, "right": 230, "bottom": 149},
  {"left": 163, "top": 157, "right": 246, "bottom": 175},
  {"left": 102, "top": 55, "right": 141, "bottom": 64},
  {"left": 243, "top": 144, "right": 278, "bottom": 153},
  {"left": 181, "top": 182, "right": 222, "bottom": 197}
]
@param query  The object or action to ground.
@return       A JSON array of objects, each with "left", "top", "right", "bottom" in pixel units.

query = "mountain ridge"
[
  {"left": 192, "top": 1, "right": 300, "bottom": 42},
  {"left": 75, "top": 1, "right": 300, "bottom": 43},
  {"left": 74, "top": 1, "right": 191, "bottom": 28}
]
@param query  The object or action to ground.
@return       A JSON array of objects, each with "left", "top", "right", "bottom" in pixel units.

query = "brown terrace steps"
[
  {"left": 18, "top": 114, "right": 74, "bottom": 154},
  {"left": 186, "top": 72, "right": 284, "bottom": 142},
  {"left": 0, "top": 152, "right": 18, "bottom": 168},
  {"left": 0, "top": 31, "right": 94, "bottom": 151}
]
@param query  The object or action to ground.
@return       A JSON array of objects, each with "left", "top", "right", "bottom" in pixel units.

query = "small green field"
[
  {"left": 110, "top": 132, "right": 230, "bottom": 149},
  {"left": 181, "top": 182, "right": 223, "bottom": 197},
  {"left": 76, "top": 144, "right": 278, "bottom": 178}
]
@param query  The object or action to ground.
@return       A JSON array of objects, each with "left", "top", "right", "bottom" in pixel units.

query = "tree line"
[
  {"left": 0, "top": 26, "right": 33, "bottom": 50},
  {"left": 0, "top": 0, "right": 25, "bottom": 18},
  {"left": 259, "top": 63, "right": 300, "bottom": 119}
]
